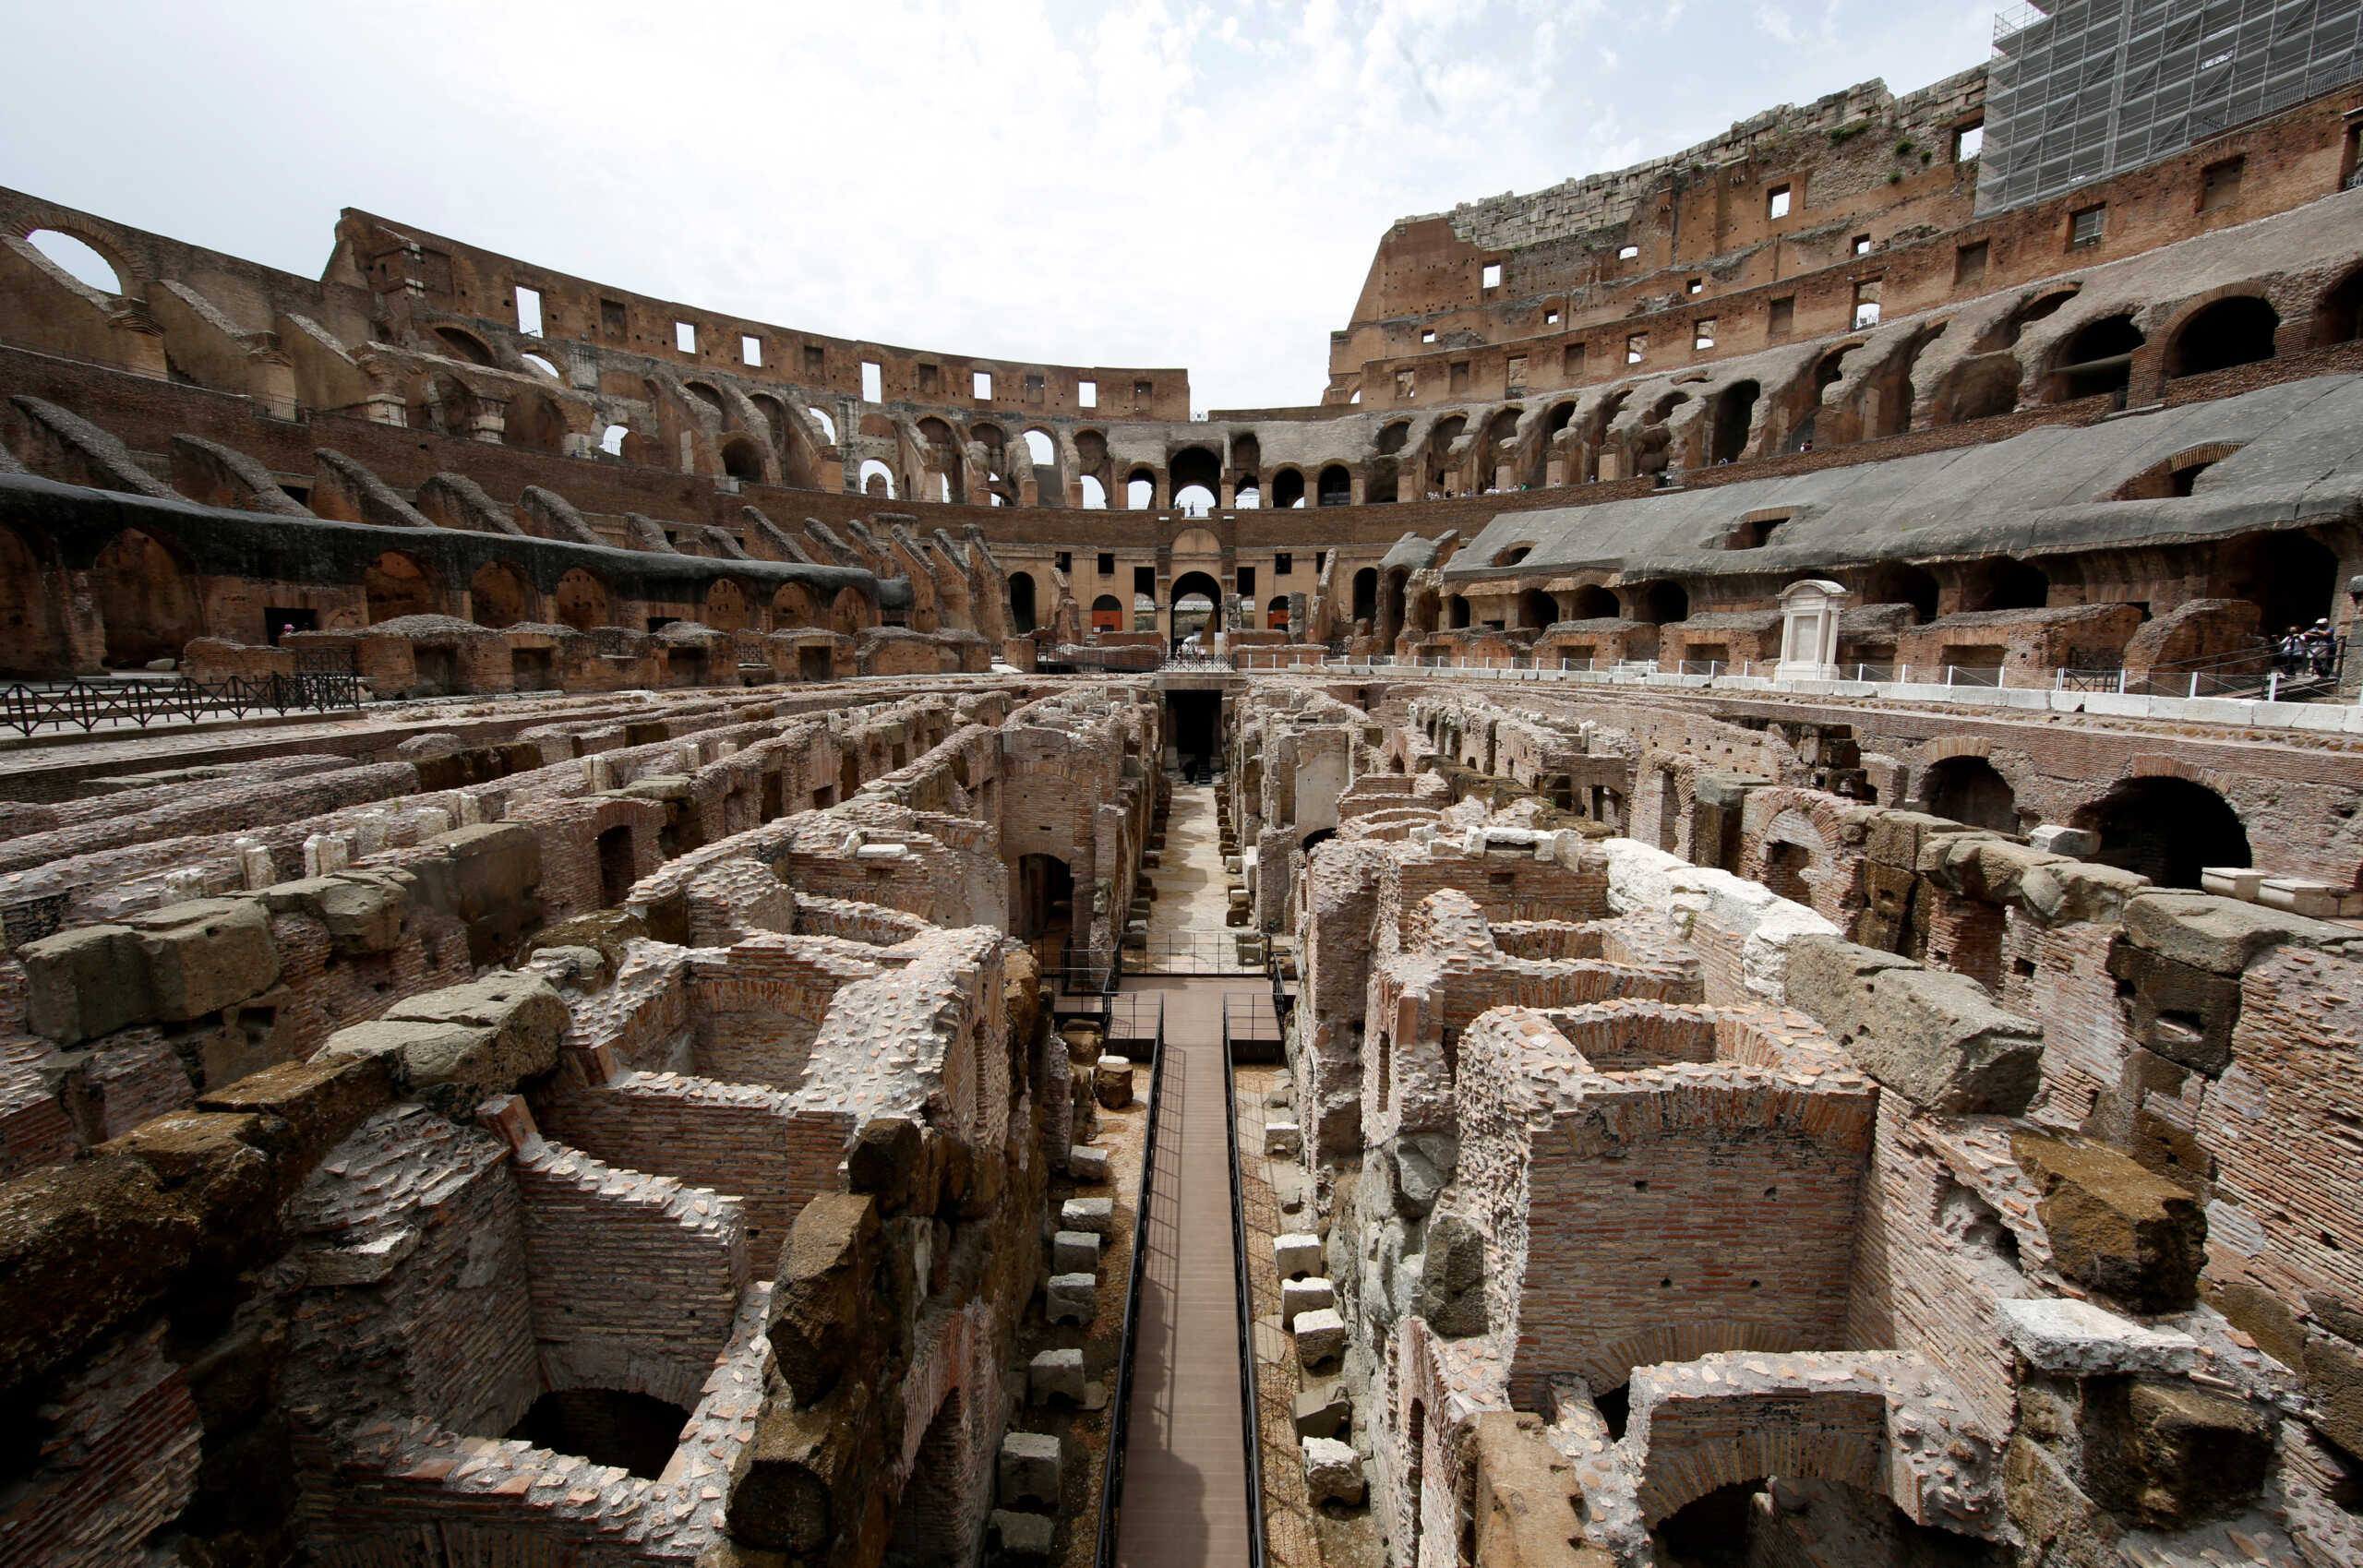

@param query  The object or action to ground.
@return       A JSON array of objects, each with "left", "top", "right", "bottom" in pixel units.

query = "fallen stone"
[
  {"left": 1784, "top": 936, "right": 2043, "bottom": 1113},
  {"left": 1294, "top": 1382, "right": 1351, "bottom": 1440},
  {"left": 1094, "top": 1056, "right": 1134, "bottom": 1109},
  {"left": 1301, "top": 1436, "right": 1366, "bottom": 1506},
  {"left": 2028, "top": 824, "right": 2099, "bottom": 857},
  {"left": 1995, "top": 1297, "right": 2199, "bottom": 1377},
  {"left": 1264, "top": 1120, "right": 1303, "bottom": 1158},
  {"left": 2013, "top": 1133, "right": 2206, "bottom": 1313},
  {"left": 1067, "top": 1144, "right": 1110, "bottom": 1183},
  {"left": 1294, "top": 1306, "right": 1348, "bottom": 1367},
  {"left": 989, "top": 1509, "right": 1054, "bottom": 1558},
  {"left": 1062, "top": 1197, "right": 1112, "bottom": 1236}
]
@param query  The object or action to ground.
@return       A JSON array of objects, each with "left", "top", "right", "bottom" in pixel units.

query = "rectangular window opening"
[
  {"left": 740, "top": 334, "right": 762, "bottom": 366},
  {"left": 803, "top": 344, "right": 825, "bottom": 376},
  {"left": 1954, "top": 121, "right": 1985, "bottom": 162},
  {"left": 601, "top": 299, "right": 627, "bottom": 339},
  {"left": 1563, "top": 341, "right": 1586, "bottom": 375},
  {"left": 2069, "top": 205, "right": 2106, "bottom": 247},
  {"left": 918, "top": 364, "right": 938, "bottom": 393},
  {"left": 1077, "top": 378, "right": 1097, "bottom": 408},
  {"left": 1025, "top": 373, "right": 1045, "bottom": 403},
  {"left": 1505, "top": 354, "right": 1528, "bottom": 394},
  {"left": 1693, "top": 319, "right": 1716, "bottom": 351},
  {"left": 1686, "top": 278, "right": 1703, "bottom": 295},
  {"left": 973, "top": 369, "right": 993, "bottom": 400},
  {"left": 515, "top": 285, "right": 542, "bottom": 337},
  {"left": 1768, "top": 296, "right": 1795, "bottom": 337},
  {"left": 2200, "top": 156, "right": 2245, "bottom": 212},
  {"left": 1954, "top": 240, "right": 1989, "bottom": 286},
  {"left": 1625, "top": 333, "right": 1647, "bottom": 365},
  {"left": 1237, "top": 565, "right": 1256, "bottom": 598},
  {"left": 861, "top": 360, "right": 884, "bottom": 401},
  {"left": 1421, "top": 328, "right": 1438, "bottom": 343},
  {"left": 1617, "top": 244, "right": 1639, "bottom": 260},
  {"left": 675, "top": 321, "right": 697, "bottom": 354},
  {"left": 1449, "top": 361, "right": 1470, "bottom": 391},
  {"left": 1098, "top": 552, "right": 1115, "bottom": 576},
  {"left": 1275, "top": 552, "right": 1293, "bottom": 576},
  {"left": 1767, "top": 184, "right": 1792, "bottom": 219},
  {"left": 1481, "top": 261, "right": 1504, "bottom": 290},
  {"left": 1055, "top": 551, "right": 1073, "bottom": 573},
  {"left": 1133, "top": 378, "right": 1153, "bottom": 401},
  {"left": 1396, "top": 368, "right": 1416, "bottom": 401},
  {"left": 1852, "top": 278, "right": 1883, "bottom": 330},
  {"left": 1134, "top": 566, "right": 1156, "bottom": 596},
  {"left": 1544, "top": 309, "right": 1560, "bottom": 325},
  {"left": 1853, "top": 234, "right": 1872, "bottom": 256}
]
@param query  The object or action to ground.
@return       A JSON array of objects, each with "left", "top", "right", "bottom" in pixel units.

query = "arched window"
[
  {"left": 858, "top": 459, "right": 895, "bottom": 498},
  {"left": 1174, "top": 485, "right": 1216, "bottom": 514},
  {"left": 1079, "top": 474, "right": 1108, "bottom": 509},
  {"left": 1126, "top": 469, "right": 1156, "bottom": 509},
  {"left": 1023, "top": 429, "right": 1055, "bottom": 466},
  {"left": 1641, "top": 581, "right": 1689, "bottom": 624},
  {"left": 25, "top": 230, "right": 122, "bottom": 293},
  {"left": 807, "top": 407, "right": 837, "bottom": 444},
  {"left": 599, "top": 423, "right": 630, "bottom": 456},
  {"left": 1272, "top": 470, "right": 1306, "bottom": 509},
  {"left": 2165, "top": 296, "right": 2278, "bottom": 378},
  {"left": 720, "top": 437, "right": 764, "bottom": 482},
  {"left": 1569, "top": 584, "right": 1618, "bottom": 620},
  {"left": 1317, "top": 464, "right": 1352, "bottom": 506},
  {"left": 2074, "top": 777, "right": 2249, "bottom": 889}
]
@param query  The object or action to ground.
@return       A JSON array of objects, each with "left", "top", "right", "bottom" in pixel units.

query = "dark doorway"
[
  {"left": 2074, "top": 776, "right": 2249, "bottom": 889},
  {"left": 1014, "top": 853, "right": 1074, "bottom": 944},
  {"left": 1642, "top": 581, "right": 1690, "bottom": 625},
  {"left": 510, "top": 647, "right": 555, "bottom": 691},
  {"left": 2166, "top": 296, "right": 2278, "bottom": 378},
  {"left": 1167, "top": 688, "right": 1221, "bottom": 780},
  {"left": 798, "top": 645, "right": 833, "bottom": 681},
  {"left": 597, "top": 824, "right": 636, "bottom": 905},
  {"left": 1352, "top": 568, "right": 1379, "bottom": 626},
  {"left": 2247, "top": 532, "right": 2338, "bottom": 638},
  {"left": 263, "top": 607, "right": 318, "bottom": 644},
  {"left": 507, "top": 1389, "right": 689, "bottom": 1479},
  {"left": 1922, "top": 756, "right": 2018, "bottom": 832},
  {"left": 1009, "top": 571, "right": 1038, "bottom": 633}
]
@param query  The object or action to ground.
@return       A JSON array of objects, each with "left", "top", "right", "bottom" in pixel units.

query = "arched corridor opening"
[
  {"left": 468, "top": 561, "right": 535, "bottom": 628},
  {"left": 556, "top": 568, "right": 610, "bottom": 631},
  {"left": 1352, "top": 567, "right": 1379, "bottom": 627},
  {"left": 1014, "top": 855, "right": 1074, "bottom": 945},
  {"left": 2073, "top": 776, "right": 2250, "bottom": 889},
  {"left": 2054, "top": 315, "right": 2144, "bottom": 402},
  {"left": 2166, "top": 296, "right": 2278, "bottom": 378},
  {"left": 1641, "top": 581, "right": 1689, "bottom": 625},
  {"left": 92, "top": 529, "right": 200, "bottom": 666},
  {"left": 365, "top": 550, "right": 437, "bottom": 625},
  {"left": 1008, "top": 571, "right": 1038, "bottom": 634},
  {"left": 1921, "top": 756, "right": 2019, "bottom": 832},
  {"left": 1092, "top": 593, "right": 1125, "bottom": 633}
]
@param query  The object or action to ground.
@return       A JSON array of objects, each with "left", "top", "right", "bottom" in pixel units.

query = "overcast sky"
[{"left": 2, "top": 0, "right": 1993, "bottom": 411}]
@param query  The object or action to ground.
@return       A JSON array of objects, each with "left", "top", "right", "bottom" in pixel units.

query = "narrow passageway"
[{"left": 1113, "top": 783, "right": 1253, "bottom": 1566}]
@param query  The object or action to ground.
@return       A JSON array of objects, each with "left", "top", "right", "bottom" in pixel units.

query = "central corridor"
[{"left": 1111, "top": 783, "right": 1254, "bottom": 1566}]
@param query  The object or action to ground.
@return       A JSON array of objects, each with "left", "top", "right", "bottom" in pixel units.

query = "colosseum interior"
[{"left": 6, "top": 5, "right": 2363, "bottom": 1567}]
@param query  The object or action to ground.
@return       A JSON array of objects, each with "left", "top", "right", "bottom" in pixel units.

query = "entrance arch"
[
  {"left": 2073, "top": 775, "right": 2249, "bottom": 889},
  {"left": 366, "top": 551, "right": 438, "bottom": 624},
  {"left": 92, "top": 529, "right": 200, "bottom": 665},
  {"left": 555, "top": 568, "right": 610, "bottom": 631},
  {"left": 1008, "top": 571, "right": 1038, "bottom": 634},
  {"left": 1170, "top": 570, "right": 1223, "bottom": 645},
  {"left": 830, "top": 586, "right": 868, "bottom": 636},
  {"left": 2165, "top": 296, "right": 2278, "bottom": 378},
  {"left": 0, "top": 526, "right": 66, "bottom": 676},
  {"left": 702, "top": 578, "right": 750, "bottom": 633},
  {"left": 1920, "top": 755, "right": 2018, "bottom": 832},
  {"left": 773, "top": 581, "right": 819, "bottom": 629},
  {"left": 468, "top": 560, "right": 536, "bottom": 628}
]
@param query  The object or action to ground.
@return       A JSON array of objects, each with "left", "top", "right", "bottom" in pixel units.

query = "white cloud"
[{"left": 0, "top": 0, "right": 1989, "bottom": 411}]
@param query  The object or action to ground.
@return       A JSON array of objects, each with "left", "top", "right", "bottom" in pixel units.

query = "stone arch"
[
  {"left": 2311, "top": 264, "right": 2363, "bottom": 348},
  {"left": 1572, "top": 1320, "right": 1812, "bottom": 1397},
  {"left": 830, "top": 586, "right": 868, "bottom": 636},
  {"left": 554, "top": 567, "right": 611, "bottom": 632},
  {"left": 1750, "top": 808, "right": 1833, "bottom": 912},
  {"left": 2071, "top": 773, "right": 2249, "bottom": 889},
  {"left": 90, "top": 528, "right": 203, "bottom": 667},
  {"left": 1271, "top": 467, "right": 1306, "bottom": 509},
  {"left": 1709, "top": 380, "right": 1760, "bottom": 462},
  {"left": 365, "top": 550, "right": 438, "bottom": 624},
  {"left": 432, "top": 326, "right": 496, "bottom": 365},
  {"left": 1633, "top": 1382, "right": 1888, "bottom": 1526},
  {"left": 1568, "top": 583, "right": 1619, "bottom": 619},
  {"left": 467, "top": 560, "right": 537, "bottom": 628},
  {"left": 1007, "top": 570, "right": 1038, "bottom": 634},
  {"left": 702, "top": 578, "right": 751, "bottom": 633},
  {"left": 719, "top": 434, "right": 767, "bottom": 483},
  {"left": 22, "top": 227, "right": 130, "bottom": 294},
  {"left": 2164, "top": 293, "right": 2279, "bottom": 378},
  {"left": 506, "top": 387, "right": 568, "bottom": 454},
  {"left": 1351, "top": 567, "right": 1379, "bottom": 626},
  {"left": 0, "top": 524, "right": 68, "bottom": 676},
  {"left": 1919, "top": 754, "right": 2019, "bottom": 832},
  {"left": 2049, "top": 313, "right": 2144, "bottom": 402},
  {"left": 773, "top": 581, "right": 820, "bottom": 628}
]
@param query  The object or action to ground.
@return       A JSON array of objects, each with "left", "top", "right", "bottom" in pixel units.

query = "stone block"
[
  {"left": 2012, "top": 1133, "right": 2206, "bottom": 1313},
  {"left": 1282, "top": 1275, "right": 1337, "bottom": 1328},
  {"left": 1093, "top": 1056, "right": 1133, "bottom": 1109},
  {"left": 2258, "top": 877, "right": 2342, "bottom": 918},
  {"left": 997, "top": 1430, "right": 1062, "bottom": 1507},
  {"left": 1301, "top": 1436, "right": 1366, "bottom": 1506},
  {"left": 766, "top": 1191, "right": 881, "bottom": 1406},
  {"left": 2119, "top": 890, "right": 2348, "bottom": 975},
  {"left": 2201, "top": 867, "right": 2264, "bottom": 901},
  {"left": 196, "top": 1054, "right": 393, "bottom": 1172},
  {"left": 1994, "top": 1297, "right": 2199, "bottom": 1377},
  {"left": 1061, "top": 1197, "right": 1112, "bottom": 1236},
  {"left": 1294, "top": 1306, "right": 1348, "bottom": 1367},
  {"left": 1413, "top": 1214, "right": 1490, "bottom": 1337},
  {"left": 1046, "top": 1272, "right": 1096, "bottom": 1325},
  {"left": 1293, "top": 1382, "right": 1351, "bottom": 1440},
  {"left": 317, "top": 972, "right": 567, "bottom": 1114},
  {"left": 1784, "top": 936, "right": 2043, "bottom": 1113},
  {"left": 123, "top": 897, "right": 281, "bottom": 1023},
  {"left": 1067, "top": 1144, "right": 1110, "bottom": 1183},
  {"left": 261, "top": 871, "right": 412, "bottom": 956},
  {"left": 1029, "top": 1347, "right": 1086, "bottom": 1405},
  {"left": 2104, "top": 940, "right": 2242, "bottom": 1075},
  {"left": 1274, "top": 1232, "right": 1323, "bottom": 1279},
  {"left": 1263, "top": 1120, "right": 1303, "bottom": 1158},
  {"left": 989, "top": 1509, "right": 1054, "bottom": 1558},
  {"left": 2302, "top": 1327, "right": 2363, "bottom": 1457},
  {"left": 2086, "top": 1380, "right": 2273, "bottom": 1528},
  {"left": 1053, "top": 1229, "right": 1101, "bottom": 1275},
  {"left": 21, "top": 924, "right": 153, "bottom": 1045},
  {"left": 2027, "top": 824, "right": 2099, "bottom": 857}
]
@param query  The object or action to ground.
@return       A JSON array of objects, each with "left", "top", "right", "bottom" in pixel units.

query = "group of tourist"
[{"left": 2275, "top": 618, "right": 2343, "bottom": 678}]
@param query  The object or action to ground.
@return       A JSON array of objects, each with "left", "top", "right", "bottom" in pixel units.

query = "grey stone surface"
[
  {"left": 1997, "top": 1297, "right": 2199, "bottom": 1376},
  {"left": 1028, "top": 1347, "right": 1086, "bottom": 1405},
  {"left": 1293, "top": 1382, "right": 1352, "bottom": 1440},
  {"left": 1283, "top": 1275, "right": 1337, "bottom": 1328},
  {"left": 1275, "top": 1232, "right": 1323, "bottom": 1279},
  {"left": 1061, "top": 1197, "right": 1112, "bottom": 1235},
  {"left": 997, "top": 1430, "right": 1062, "bottom": 1507},
  {"left": 1784, "top": 935, "right": 2044, "bottom": 1113},
  {"left": 1046, "top": 1272, "right": 1096, "bottom": 1325},
  {"left": 1052, "top": 1229, "right": 1101, "bottom": 1274},
  {"left": 1294, "top": 1306, "right": 1348, "bottom": 1366},
  {"left": 1301, "top": 1435, "right": 1367, "bottom": 1505}
]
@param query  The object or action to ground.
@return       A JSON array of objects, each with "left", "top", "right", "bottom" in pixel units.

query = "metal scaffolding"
[{"left": 1976, "top": 0, "right": 2363, "bottom": 213}]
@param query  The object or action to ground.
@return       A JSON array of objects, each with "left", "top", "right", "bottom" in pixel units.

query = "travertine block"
[
  {"left": 1068, "top": 1144, "right": 1110, "bottom": 1183},
  {"left": 1264, "top": 1120, "right": 1303, "bottom": 1158},
  {"left": 1029, "top": 1347, "right": 1086, "bottom": 1405},
  {"left": 1053, "top": 1229, "right": 1101, "bottom": 1274},
  {"left": 1282, "top": 1275, "right": 1337, "bottom": 1328},
  {"left": 1062, "top": 1197, "right": 1112, "bottom": 1235},
  {"left": 1301, "top": 1436, "right": 1365, "bottom": 1505},
  {"left": 998, "top": 1430, "right": 1062, "bottom": 1507},
  {"left": 1274, "top": 1232, "right": 1323, "bottom": 1279},
  {"left": 1093, "top": 1056, "right": 1133, "bottom": 1109},
  {"left": 1047, "top": 1272, "right": 1096, "bottom": 1325},
  {"left": 1294, "top": 1306, "right": 1347, "bottom": 1366}
]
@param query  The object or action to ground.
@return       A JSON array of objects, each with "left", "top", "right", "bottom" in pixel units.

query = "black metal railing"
[
  {"left": 1126, "top": 930, "right": 1266, "bottom": 976},
  {"left": 1093, "top": 992, "right": 1167, "bottom": 1568},
  {"left": 1219, "top": 994, "right": 1271, "bottom": 1568},
  {"left": 0, "top": 661, "right": 363, "bottom": 736}
]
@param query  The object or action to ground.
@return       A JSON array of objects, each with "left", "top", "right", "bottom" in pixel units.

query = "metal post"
[{"left": 2189, "top": 671, "right": 2199, "bottom": 700}]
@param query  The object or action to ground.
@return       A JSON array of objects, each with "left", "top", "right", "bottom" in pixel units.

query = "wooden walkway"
[
  {"left": 1112, "top": 783, "right": 1256, "bottom": 1566},
  {"left": 1111, "top": 977, "right": 1253, "bottom": 1567}
]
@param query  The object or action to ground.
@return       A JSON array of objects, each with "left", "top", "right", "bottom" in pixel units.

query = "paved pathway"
[{"left": 1113, "top": 784, "right": 1254, "bottom": 1566}]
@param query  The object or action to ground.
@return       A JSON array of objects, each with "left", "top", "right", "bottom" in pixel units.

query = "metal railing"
[
  {"left": 1093, "top": 993, "right": 1167, "bottom": 1568},
  {"left": 1127, "top": 930, "right": 1267, "bottom": 976},
  {"left": 1161, "top": 652, "right": 1235, "bottom": 672},
  {"left": 1224, "top": 989, "right": 1289, "bottom": 1066},
  {"left": 0, "top": 662, "right": 364, "bottom": 736},
  {"left": 1218, "top": 994, "right": 1271, "bottom": 1568}
]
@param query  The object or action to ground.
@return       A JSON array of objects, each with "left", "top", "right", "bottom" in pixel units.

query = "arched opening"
[
  {"left": 2313, "top": 266, "right": 2363, "bottom": 348},
  {"left": 720, "top": 436, "right": 765, "bottom": 482},
  {"left": 2167, "top": 296, "right": 2279, "bottom": 378},
  {"left": 1174, "top": 485, "right": 1217, "bottom": 514},
  {"left": 1005, "top": 571, "right": 1038, "bottom": 633},
  {"left": 25, "top": 230, "right": 123, "bottom": 293},
  {"left": 1351, "top": 568, "right": 1379, "bottom": 626},
  {"left": 1641, "top": 581, "right": 1690, "bottom": 625},
  {"left": 1969, "top": 559, "right": 2048, "bottom": 612},
  {"left": 806, "top": 406, "right": 837, "bottom": 445},
  {"left": 1266, "top": 595, "right": 1290, "bottom": 629},
  {"left": 1317, "top": 464, "right": 1352, "bottom": 506},
  {"left": 1519, "top": 588, "right": 1558, "bottom": 629},
  {"left": 520, "top": 353, "right": 561, "bottom": 380},
  {"left": 504, "top": 389, "right": 567, "bottom": 455},
  {"left": 2073, "top": 776, "right": 2250, "bottom": 889},
  {"left": 1078, "top": 474, "right": 1108, "bottom": 509},
  {"left": 702, "top": 578, "right": 750, "bottom": 633},
  {"left": 858, "top": 459, "right": 895, "bottom": 498},
  {"left": 1654, "top": 1478, "right": 2002, "bottom": 1568},
  {"left": 1493, "top": 545, "right": 1533, "bottom": 567},
  {"left": 433, "top": 326, "right": 496, "bottom": 365},
  {"left": 468, "top": 560, "right": 535, "bottom": 628},
  {"left": 1091, "top": 593, "right": 1125, "bottom": 634},
  {"left": 1921, "top": 756, "right": 2019, "bottom": 832},
  {"left": 364, "top": 550, "right": 437, "bottom": 625},
  {"left": 1937, "top": 356, "right": 2024, "bottom": 424},
  {"left": 599, "top": 423, "right": 630, "bottom": 456},
  {"left": 830, "top": 586, "right": 867, "bottom": 636},
  {"left": 1126, "top": 468, "right": 1156, "bottom": 509},
  {"left": 2243, "top": 531, "right": 2339, "bottom": 637},
  {"left": 554, "top": 568, "right": 609, "bottom": 632},
  {"left": 1023, "top": 428, "right": 1055, "bottom": 467},
  {"left": 0, "top": 526, "right": 65, "bottom": 676},
  {"left": 683, "top": 382, "right": 725, "bottom": 416},
  {"left": 1170, "top": 569, "right": 1223, "bottom": 646},
  {"left": 1446, "top": 594, "right": 1472, "bottom": 629},
  {"left": 1978, "top": 288, "right": 2079, "bottom": 352},
  {"left": 1014, "top": 855, "right": 1074, "bottom": 944},
  {"left": 596, "top": 825, "right": 638, "bottom": 906},
  {"left": 1170, "top": 446, "right": 1220, "bottom": 513},
  {"left": 1865, "top": 562, "right": 1940, "bottom": 624},
  {"left": 1234, "top": 481, "right": 1262, "bottom": 509},
  {"left": 773, "top": 581, "right": 818, "bottom": 629},
  {"left": 1569, "top": 584, "right": 1619, "bottom": 620},
  {"left": 1272, "top": 469, "right": 1307, "bottom": 509},
  {"left": 1377, "top": 421, "right": 1411, "bottom": 455},
  {"left": 2054, "top": 315, "right": 2144, "bottom": 402},
  {"left": 506, "top": 1389, "right": 688, "bottom": 1480},
  {"left": 1710, "top": 381, "right": 1759, "bottom": 463}
]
